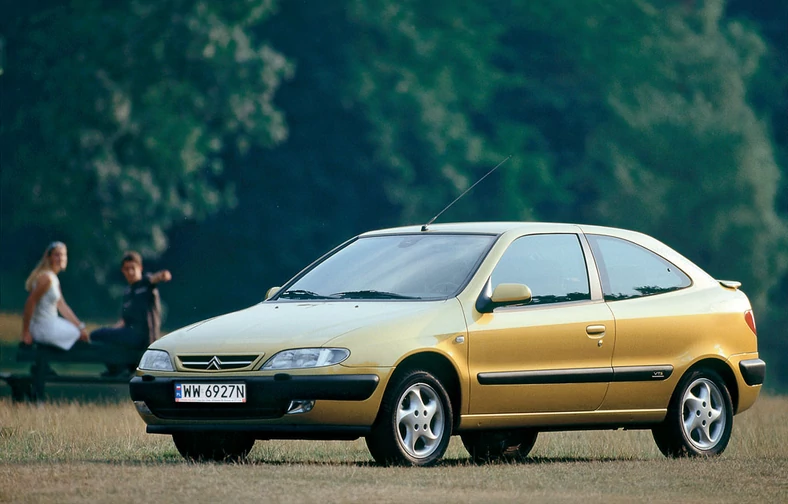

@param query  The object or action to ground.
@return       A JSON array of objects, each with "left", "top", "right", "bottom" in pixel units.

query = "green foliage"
[
  {"left": 577, "top": 1, "right": 788, "bottom": 312},
  {"left": 1, "top": 0, "right": 786, "bottom": 386},
  {"left": 341, "top": 0, "right": 788, "bottom": 311},
  {"left": 1, "top": 0, "right": 292, "bottom": 290},
  {"left": 338, "top": 0, "right": 788, "bottom": 386},
  {"left": 342, "top": 1, "right": 508, "bottom": 222}
]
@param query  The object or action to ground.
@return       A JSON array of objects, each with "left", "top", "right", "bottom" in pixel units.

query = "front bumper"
[{"left": 129, "top": 373, "right": 380, "bottom": 423}]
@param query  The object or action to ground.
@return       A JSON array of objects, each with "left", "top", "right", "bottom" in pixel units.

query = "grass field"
[
  {"left": 0, "top": 396, "right": 786, "bottom": 503},
  {"left": 1, "top": 312, "right": 786, "bottom": 503}
]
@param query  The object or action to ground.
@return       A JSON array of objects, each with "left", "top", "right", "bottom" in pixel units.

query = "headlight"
[
  {"left": 261, "top": 348, "right": 350, "bottom": 370},
  {"left": 138, "top": 349, "right": 174, "bottom": 371}
]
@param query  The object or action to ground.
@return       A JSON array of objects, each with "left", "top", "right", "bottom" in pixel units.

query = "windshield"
[{"left": 278, "top": 234, "right": 496, "bottom": 300}]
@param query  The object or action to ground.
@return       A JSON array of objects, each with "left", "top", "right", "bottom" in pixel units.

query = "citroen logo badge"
[{"left": 207, "top": 356, "right": 222, "bottom": 370}]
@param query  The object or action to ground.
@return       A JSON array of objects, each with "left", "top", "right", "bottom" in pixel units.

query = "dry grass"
[
  {"left": 0, "top": 397, "right": 786, "bottom": 503},
  {"left": 0, "top": 312, "right": 25, "bottom": 346}
]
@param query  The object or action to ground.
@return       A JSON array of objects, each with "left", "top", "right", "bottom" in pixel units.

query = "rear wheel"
[
  {"left": 652, "top": 369, "right": 733, "bottom": 457},
  {"left": 461, "top": 429, "right": 538, "bottom": 464},
  {"left": 365, "top": 369, "right": 453, "bottom": 466},
  {"left": 172, "top": 432, "right": 255, "bottom": 462}
]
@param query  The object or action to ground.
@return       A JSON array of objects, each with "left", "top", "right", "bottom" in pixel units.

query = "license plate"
[{"left": 175, "top": 383, "right": 246, "bottom": 403}]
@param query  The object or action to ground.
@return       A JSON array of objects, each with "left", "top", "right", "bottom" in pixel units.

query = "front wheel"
[
  {"left": 172, "top": 432, "right": 255, "bottom": 462},
  {"left": 365, "top": 369, "right": 453, "bottom": 466},
  {"left": 652, "top": 369, "right": 733, "bottom": 457}
]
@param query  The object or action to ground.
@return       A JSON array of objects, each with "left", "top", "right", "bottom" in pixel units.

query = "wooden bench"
[{"left": 1, "top": 343, "right": 144, "bottom": 401}]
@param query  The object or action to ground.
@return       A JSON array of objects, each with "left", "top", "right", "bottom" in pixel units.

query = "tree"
[
  {"left": 155, "top": 1, "right": 402, "bottom": 320},
  {"left": 0, "top": 0, "right": 292, "bottom": 311},
  {"left": 578, "top": 1, "right": 788, "bottom": 312},
  {"left": 724, "top": 0, "right": 788, "bottom": 389},
  {"left": 340, "top": 0, "right": 788, "bottom": 385}
]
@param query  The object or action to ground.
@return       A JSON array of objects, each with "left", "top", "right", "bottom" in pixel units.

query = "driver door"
[{"left": 467, "top": 233, "right": 615, "bottom": 414}]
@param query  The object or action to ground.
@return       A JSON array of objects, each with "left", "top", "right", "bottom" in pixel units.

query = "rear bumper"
[
  {"left": 129, "top": 373, "right": 379, "bottom": 422},
  {"left": 739, "top": 359, "right": 766, "bottom": 386},
  {"left": 727, "top": 353, "right": 764, "bottom": 414}
]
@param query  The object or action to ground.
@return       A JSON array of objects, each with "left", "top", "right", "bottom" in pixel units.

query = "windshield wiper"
[
  {"left": 329, "top": 290, "right": 421, "bottom": 300},
  {"left": 278, "top": 289, "right": 333, "bottom": 300}
]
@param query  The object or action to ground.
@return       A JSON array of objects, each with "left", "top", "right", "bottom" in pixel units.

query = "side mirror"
[
  {"left": 491, "top": 283, "right": 532, "bottom": 304},
  {"left": 265, "top": 286, "right": 281, "bottom": 300},
  {"left": 476, "top": 282, "right": 532, "bottom": 313}
]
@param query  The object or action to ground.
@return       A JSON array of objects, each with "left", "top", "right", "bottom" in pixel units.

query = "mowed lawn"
[{"left": 0, "top": 312, "right": 786, "bottom": 503}]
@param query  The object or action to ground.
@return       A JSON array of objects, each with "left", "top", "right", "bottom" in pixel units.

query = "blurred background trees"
[
  {"left": 2, "top": 0, "right": 786, "bottom": 388},
  {"left": 1, "top": 0, "right": 293, "bottom": 299}
]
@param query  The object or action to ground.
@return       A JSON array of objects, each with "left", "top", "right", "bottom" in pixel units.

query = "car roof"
[{"left": 360, "top": 221, "right": 630, "bottom": 237}]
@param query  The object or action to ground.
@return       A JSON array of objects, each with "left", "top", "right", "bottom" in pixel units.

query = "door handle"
[{"left": 586, "top": 325, "right": 606, "bottom": 338}]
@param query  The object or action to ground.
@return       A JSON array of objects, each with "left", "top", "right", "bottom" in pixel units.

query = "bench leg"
[
  {"left": 31, "top": 355, "right": 47, "bottom": 401},
  {"left": 7, "top": 376, "right": 34, "bottom": 402}
]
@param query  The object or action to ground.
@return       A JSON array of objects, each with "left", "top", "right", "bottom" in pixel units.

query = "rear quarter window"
[{"left": 587, "top": 234, "right": 691, "bottom": 301}]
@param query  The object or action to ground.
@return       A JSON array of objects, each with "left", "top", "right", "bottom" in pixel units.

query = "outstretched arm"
[
  {"left": 150, "top": 269, "right": 172, "bottom": 284},
  {"left": 21, "top": 273, "right": 51, "bottom": 345}
]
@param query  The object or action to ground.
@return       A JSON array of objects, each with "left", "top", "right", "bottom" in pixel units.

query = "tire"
[
  {"left": 652, "top": 369, "right": 733, "bottom": 457},
  {"left": 172, "top": 432, "right": 255, "bottom": 462},
  {"left": 365, "top": 369, "right": 453, "bottom": 466},
  {"left": 461, "top": 429, "right": 538, "bottom": 464}
]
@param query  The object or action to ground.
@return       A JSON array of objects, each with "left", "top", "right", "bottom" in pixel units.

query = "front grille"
[{"left": 178, "top": 354, "right": 261, "bottom": 371}]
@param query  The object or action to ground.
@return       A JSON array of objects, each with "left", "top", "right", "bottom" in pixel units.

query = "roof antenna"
[{"left": 421, "top": 155, "right": 512, "bottom": 232}]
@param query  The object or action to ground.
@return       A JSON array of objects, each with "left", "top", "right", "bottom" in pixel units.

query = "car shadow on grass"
[
  {"left": 29, "top": 453, "right": 652, "bottom": 467},
  {"left": 170, "top": 455, "right": 653, "bottom": 467},
  {"left": 436, "top": 455, "right": 652, "bottom": 467}
]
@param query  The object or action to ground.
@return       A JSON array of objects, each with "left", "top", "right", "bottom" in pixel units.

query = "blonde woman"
[{"left": 22, "top": 241, "right": 89, "bottom": 349}]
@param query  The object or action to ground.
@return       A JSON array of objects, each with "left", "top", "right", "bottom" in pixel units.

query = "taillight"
[{"left": 744, "top": 310, "right": 757, "bottom": 335}]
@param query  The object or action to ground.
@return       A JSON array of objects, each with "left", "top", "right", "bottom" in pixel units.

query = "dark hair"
[{"left": 121, "top": 251, "right": 143, "bottom": 267}]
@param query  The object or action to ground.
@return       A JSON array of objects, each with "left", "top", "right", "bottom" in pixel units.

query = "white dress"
[{"left": 29, "top": 271, "right": 80, "bottom": 350}]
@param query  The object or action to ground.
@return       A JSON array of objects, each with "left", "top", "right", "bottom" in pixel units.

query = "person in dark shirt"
[{"left": 91, "top": 251, "right": 171, "bottom": 374}]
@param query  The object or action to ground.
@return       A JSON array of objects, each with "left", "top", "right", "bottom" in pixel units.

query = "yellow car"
[{"left": 130, "top": 222, "right": 765, "bottom": 466}]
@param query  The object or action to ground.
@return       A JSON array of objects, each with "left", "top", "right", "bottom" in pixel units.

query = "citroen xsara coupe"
[{"left": 130, "top": 222, "right": 765, "bottom": 466}]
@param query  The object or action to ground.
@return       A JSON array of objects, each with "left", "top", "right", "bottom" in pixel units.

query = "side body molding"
[{"left": 477, "top": 365, "right": 673, "bottom": 385}]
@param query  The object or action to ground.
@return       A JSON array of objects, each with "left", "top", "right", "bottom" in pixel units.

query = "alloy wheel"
[
  {"left": 680, "top": 377, "right": 726, "bottom": 450},
  {"left": 395, "top": 382, "right": 446, "bottom": 459}
]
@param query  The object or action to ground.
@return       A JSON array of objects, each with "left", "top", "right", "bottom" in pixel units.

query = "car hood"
[{"left": 151, "top": 300, "right": 447, "bottom": 356}]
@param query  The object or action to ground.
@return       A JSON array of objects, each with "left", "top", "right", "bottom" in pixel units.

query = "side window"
[
  {"left": 491, "top": 234, "right": 590, "bottom": 305},
  {"left": 587, "top": 235, "right": 691, "bottom": 301}
]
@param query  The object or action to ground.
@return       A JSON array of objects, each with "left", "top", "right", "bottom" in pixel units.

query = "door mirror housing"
[
  {"left": 491, "top": 283, "right": 532, "bottom": 304},
  {"left": 476, "top": 281, "right": 532, "bottom": 313},
  {"left": 265, "top": 286, "right": 281, "bottom": 300}
]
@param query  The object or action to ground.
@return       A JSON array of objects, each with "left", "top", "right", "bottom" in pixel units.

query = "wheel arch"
[
  {"left": 681, "top": 358, "right": 739, "bottom": 413},
  {"left": 386, "top": 351, "right": 463, "bottom": 429}
]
